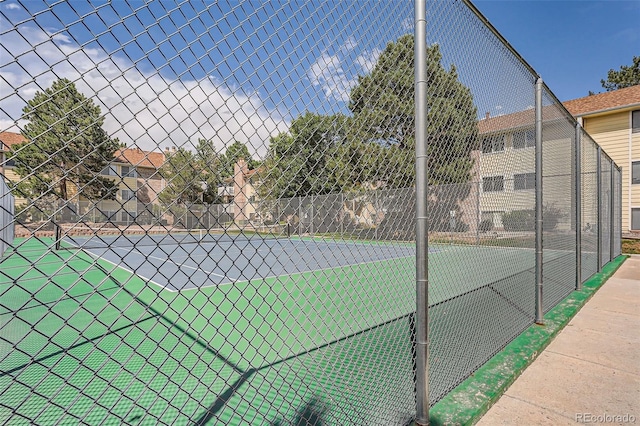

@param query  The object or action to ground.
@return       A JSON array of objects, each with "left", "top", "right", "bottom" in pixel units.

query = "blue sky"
[
  {"left": 473, "top": 0, "right": 640, "bottom": 101},
  {"left": 1, "top": 1, "right": 637, "bottom": 155}
]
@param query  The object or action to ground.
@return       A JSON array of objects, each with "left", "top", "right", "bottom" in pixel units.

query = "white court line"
[
  {"left": 77, "top": 247, "right": 170, "bottom": 292},
  {"left": 110, "top": 246, "right": 227, "bottom": 278}
]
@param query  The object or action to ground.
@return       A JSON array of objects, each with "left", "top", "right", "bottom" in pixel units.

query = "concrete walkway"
[{"left": 477, "top": 256, "right": 640, "bottom": 426}]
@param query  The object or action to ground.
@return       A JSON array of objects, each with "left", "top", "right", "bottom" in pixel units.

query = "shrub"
[
  {"left": 501, "top": 205, "right": 565, "bottom": 232},
  {"left": 478, "top": 219, "right": 493, "bottom": 233},
  {"left": 502, "top": 209, "right": 535, "bottom": 231},
  {"left": 543, "top": 204, "right": 564, "bottom": 231}
]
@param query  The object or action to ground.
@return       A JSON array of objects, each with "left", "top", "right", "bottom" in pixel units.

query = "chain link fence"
[{"left": 0, "top": 0, "right": 622, "bottom": 424}]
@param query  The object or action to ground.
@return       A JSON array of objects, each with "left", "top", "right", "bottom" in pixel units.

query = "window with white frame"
[
  {"left": 482, "top": 175, "right": 504, "bottom": 192},
  {"left": 513, "top": 129, "right": 535, "bottom": 149},
  {"left": 632, "top": 208, "right": 640, "bottom": 230},
  {"left": 632, "top": 161, "right": 640, "bottom": 185},
  {"left": 482, "top": 134, "right": 505, "bottom": 153},
  {"left": 632, "top": 110, "right": 640, "bottom": 133},
  {"left": 121, "top": 189, "right": 136, "bottom": 201},
  {"left": 514, "top": 172, "right": 535, "bottom": 190},
  {"left": 121, "top": 165, "right": 137, "bottom": 178},
  {"left": 101, "top": 165, "right": 117, "bottom": 176}
]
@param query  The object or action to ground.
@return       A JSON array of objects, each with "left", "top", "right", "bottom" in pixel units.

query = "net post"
[
  {"left": 575, "top": 123, "right": 582, "bottom": 290},
  {"left": 55, "top": 223, "right": 61, "bottom": 250},
  {"left": 535, "top": 78, "right": 544, "bottom": 325},
  {"left": 414, "top": 0, "right": 429, "bottom": 423}
]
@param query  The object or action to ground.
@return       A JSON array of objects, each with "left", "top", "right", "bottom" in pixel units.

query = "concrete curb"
[{"left": 427, "top": 255, "right": 628, "bottom": 426}]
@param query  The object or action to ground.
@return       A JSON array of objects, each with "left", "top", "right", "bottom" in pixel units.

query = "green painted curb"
[{"left": 427, "top": 254, "right": 628, "bottom": 426}]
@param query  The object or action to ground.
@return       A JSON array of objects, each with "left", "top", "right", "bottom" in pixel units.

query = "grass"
[{"left": 622, "top": 238, "right": 640, "bottom": 254}]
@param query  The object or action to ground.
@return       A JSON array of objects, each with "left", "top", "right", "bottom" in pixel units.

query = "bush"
[
  {"left": 543, "top": 204, "right": 564, "bottom": 231},
  {"left": 502, "top": 209, "right": 535, "bottom": 232},
  {"left": 478, "top": 219, "right": 493, "bottom": 233},
  {"left": 501, "top": 205, "right": 565, "bottom": 232}
]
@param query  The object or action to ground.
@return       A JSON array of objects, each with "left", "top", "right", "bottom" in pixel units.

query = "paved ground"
[{"left": 477, "top": 256, "right": 640, "bottom": 425}]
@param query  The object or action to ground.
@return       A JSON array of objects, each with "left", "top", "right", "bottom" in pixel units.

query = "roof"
[
  {"left": 563, "top": 85, "right": 640, "bottom": 117},
  {"left": 113, "top": 148, "right": 166, "bottom": 169},
  {"left": 0, "top": 132, "right": 27, "bottom": 151},
  {"left": 1, "top": 132, "right": 166, "bottom": 169},
  {"left": 478, "top": 105, "right": 570, "bottom": 135}
]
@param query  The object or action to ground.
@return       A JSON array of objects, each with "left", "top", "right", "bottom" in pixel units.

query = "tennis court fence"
[{"left": 0, "top": 0, "right": 623, "bottom": 424}]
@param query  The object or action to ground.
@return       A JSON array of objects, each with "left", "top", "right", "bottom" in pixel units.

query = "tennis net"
[{"left": 55, "top": 224, "right": 288, "bottom": 250}]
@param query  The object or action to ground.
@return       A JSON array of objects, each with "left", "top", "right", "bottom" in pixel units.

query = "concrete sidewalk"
[{"left": 477, "top": 256, "right": 640, "bottom": 425}]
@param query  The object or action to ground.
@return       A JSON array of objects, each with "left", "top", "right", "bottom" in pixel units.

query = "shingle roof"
[
  {"left": 1, "top": 132, "right": 165, "bottom": 169},
  {"left": 113, "top": 148, "right": 166, "bottom": 169},
  {"left": 563, "top": 85, "right": 640, "bottom": 117},
  {"left": 0, "top": 132, "right": 27, "bottom": 151},
  {"left": 478, "top": 105, "right": 570, "bottom": 135}
]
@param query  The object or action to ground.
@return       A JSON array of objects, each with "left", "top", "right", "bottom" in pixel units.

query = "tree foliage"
[
  {"left": 601, "top": 56, "right": 640, "bottom": 91},
  {"left": 159, "top": 147, "right": 203, "bottom": 205},
  {"left": 12, "top": 78, "right": 119, "bottom": 204},
  {"left": 349, "top": 35, "right": 478, "bottom": 187},
  {"left": 195, "top": 138, "right": 221, "bottom": 203},
  {"left": 161, "top": 139, "right": 258, "bottom": 205},
  {"left": 260, "top": 34, "right": 478, "bottom": 232},
  {"left": 219, "top": 141, "right": 258, "bottom": 179},
  {"left": 259, "top": 112, "right": 347, "bottom": 199}
]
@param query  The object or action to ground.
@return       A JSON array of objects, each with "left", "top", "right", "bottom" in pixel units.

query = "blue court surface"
[{"left": 64, "top": 236, "right": 420, "bottom": 291}]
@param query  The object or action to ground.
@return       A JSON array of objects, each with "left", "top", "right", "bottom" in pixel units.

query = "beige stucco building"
[{"left": 1, "top": 131, "right": 167, "bottom": 224}]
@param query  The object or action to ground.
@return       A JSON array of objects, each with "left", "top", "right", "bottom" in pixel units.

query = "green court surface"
[
  {"left": 0, "top": 237, "right": 574, "bottom": 424},
  {"left": 0, "top": 237, "right": 416, "bottom": 424}
]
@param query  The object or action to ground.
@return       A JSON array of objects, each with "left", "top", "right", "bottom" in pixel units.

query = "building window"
[
  {"left": 121, "top": 166, "right": 137, "bottom": 178},
  {"left": 482, "top": 134, "right": 505, "bottom": 153},
  {"left": 3, "top": 157, "right": 15, "bottom": 167},
  {"left": 632, "top": 208, "right": 640, "bottom": 230},
  {"left": 633, "top": 161, "right": 640, "bottom": 185},
  {"left": 121, "top": 189, "right": 136, "bottom": 201},
  {"left": 513, "top": 129, "right": 535, "bottom": 149},
  {"left": 633, "top": 110, "right": 640, "bottom": 133},
  {"left": 483, "top": 175, "right": 504, "bottom": 192},
  {"left": 101, "top": 165, "right": 117, "bottom": 176},
  {"left": 514, "top": 172, "right": 536, "bottom": 190}
]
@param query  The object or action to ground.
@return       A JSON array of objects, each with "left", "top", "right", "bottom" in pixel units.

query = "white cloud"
[
  {"left": 0, "top": 23, "right": 289, "bottom": 158},
  {"left": 307, "top": 52, "right": 355, "bottom": 103},
  {"left": 307, "top": 41, "right": 383, "bottom": 103},
  {"left": 3, "top": 3, "right": 21, "bottom": 10},
  {"left": 356, "top": 48, "right": 383, "bottom": 74}
]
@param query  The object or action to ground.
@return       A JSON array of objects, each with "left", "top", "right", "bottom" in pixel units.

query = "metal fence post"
[
  {"left": 575, "top": 123, "right": 582, "bottom": 290},
  {"left": 619, "top": 166, "right": 623, "bottom": 256},
  {"left": 610, "top": 160, "right": 615, "bottom": 261},
  {"left": 597, "top": 146, "right": 602, "bottom": 272},
  {"left": 414, "top": 0, "right": 429, "bottom": 423},
  {"left": 476, "top": 181, "right": 480, "bottom": 246},
  {"left": 340, "top": 193, "right": 344, "bottom": 235},
  {"left": 535, "top": 78, "right": 544, "bottom": 324}
]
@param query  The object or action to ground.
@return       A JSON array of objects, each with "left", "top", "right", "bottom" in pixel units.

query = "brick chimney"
[{"left": 233, "top": 158, "right": 248, "bottom": 224}]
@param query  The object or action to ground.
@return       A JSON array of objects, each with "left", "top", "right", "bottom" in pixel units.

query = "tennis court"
[
  {"left": 1, "top": 233, "right": 584, "bottom": 424},
  {"left": 59, "top": 232, "right": 417, "bottom": 291}
]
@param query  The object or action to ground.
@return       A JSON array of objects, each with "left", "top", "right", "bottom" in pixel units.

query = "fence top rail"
[{"left": 461, "top": 0, "right": 539, "bottom": 79}]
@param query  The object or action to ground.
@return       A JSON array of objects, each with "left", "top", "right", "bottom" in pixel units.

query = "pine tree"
[{"left": 13, "top": 78, "right": 120, "bottom": 208}]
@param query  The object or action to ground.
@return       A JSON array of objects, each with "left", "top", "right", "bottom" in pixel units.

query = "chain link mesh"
[{"left": 0, "top": 1, "right": 623, "bottom": 424}]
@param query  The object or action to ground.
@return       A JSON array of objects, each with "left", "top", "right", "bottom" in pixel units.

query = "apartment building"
[{"left": 564, "top": 85, "right": 640, "bottom": 232}]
